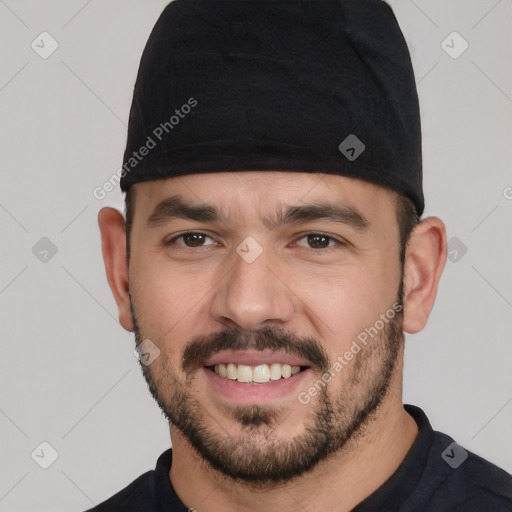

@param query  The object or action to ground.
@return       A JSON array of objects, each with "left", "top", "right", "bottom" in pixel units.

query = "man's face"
[{"left": 127, "top": 171, "right": 404, "bottom": 485}]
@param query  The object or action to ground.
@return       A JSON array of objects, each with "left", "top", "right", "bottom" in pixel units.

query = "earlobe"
[
  {"left": 97, "top": 207, "right": 134, "bottom": 332},
  {"left": 402, "top": 217, "right": 447, "bottom": 334}
]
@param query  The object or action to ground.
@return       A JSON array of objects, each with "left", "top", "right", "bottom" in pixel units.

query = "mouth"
[
  {"left": 200, "top": 350, "right": 313, "bottom": 403},
  {"left": 205, "top": 363, "right": 309, "bottom": 384}
]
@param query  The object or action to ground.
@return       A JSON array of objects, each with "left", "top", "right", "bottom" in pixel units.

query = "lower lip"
[{"left": 202, "top": 367, "right": 313, "bottom": 404}]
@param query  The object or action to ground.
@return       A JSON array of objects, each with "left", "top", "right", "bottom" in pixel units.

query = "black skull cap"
[{"left": 120, "top": 0, "right": 424, "bottom": 216}]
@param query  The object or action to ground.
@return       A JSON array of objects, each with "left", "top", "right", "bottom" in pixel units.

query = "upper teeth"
[{"left": 213, "top": 363, "right": 301, "bottom": 383}]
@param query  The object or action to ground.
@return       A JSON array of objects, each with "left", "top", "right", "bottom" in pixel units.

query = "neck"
[{"left": 169, "top": 366, "right": 418, "bottom": 512}]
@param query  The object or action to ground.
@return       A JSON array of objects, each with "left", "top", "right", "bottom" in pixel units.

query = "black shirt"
[{"left": 85, "top": 405, "right": 512, "bottom": 511}]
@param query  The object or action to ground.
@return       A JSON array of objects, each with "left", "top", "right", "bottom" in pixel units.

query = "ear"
[
  {"left": 97, "top": 207, "right": 134, "bottom": 332},
  {"left": 402, "top": 216, "right": 447, "bottom": 334}
]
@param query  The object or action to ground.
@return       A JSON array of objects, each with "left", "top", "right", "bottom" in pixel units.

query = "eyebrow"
[{"left": 146, "top": 195, "right": 370, "bottom": 231}]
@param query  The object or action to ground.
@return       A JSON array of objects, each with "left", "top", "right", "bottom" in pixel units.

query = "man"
[{"left": 90, "top": 0, "right": 512, "bottom": 510}]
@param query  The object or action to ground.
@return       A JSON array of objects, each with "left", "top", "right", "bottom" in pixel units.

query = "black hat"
[{"left": 120, "top": 0, "right": 424, "bottom": 216}]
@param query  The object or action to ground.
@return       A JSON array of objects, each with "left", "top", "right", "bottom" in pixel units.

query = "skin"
[{"left": 98, "top": 171, "right": 447, "bottom": 512}]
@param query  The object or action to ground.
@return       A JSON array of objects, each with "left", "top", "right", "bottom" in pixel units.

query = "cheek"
[
  {"left": 296, "top": 265, "right": 399, "bottom": 357},
  {"left": 129, "top": 255, "right": 203, "bottom": 344},
  {"left": 129, "top": 251, "right": 227, "bottom": 366}
]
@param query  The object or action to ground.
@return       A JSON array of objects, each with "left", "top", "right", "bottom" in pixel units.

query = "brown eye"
[
  {"left": 295, "top": 233, "right": 341, "bottom": 250},
  {"left": 182, "top": 233, "right": 206, "bottom": 247},
  {"left": 166, "top": 232, "right": 216, "bottom": 248}
]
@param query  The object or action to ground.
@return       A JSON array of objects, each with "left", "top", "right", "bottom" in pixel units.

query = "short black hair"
[{"left": 124, "top": 186, "right": 136, "bottom": 262}]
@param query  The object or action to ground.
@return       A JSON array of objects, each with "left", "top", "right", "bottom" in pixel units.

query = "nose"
[{"left": 210, "top": 243, "right": 296, "bottom": 331}]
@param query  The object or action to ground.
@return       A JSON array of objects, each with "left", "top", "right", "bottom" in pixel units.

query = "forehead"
[{"left": 131, "top": 171, "right": 398, "bottom": 227}]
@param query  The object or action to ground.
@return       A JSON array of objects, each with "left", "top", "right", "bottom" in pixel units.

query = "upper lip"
[{"left": 203, "top": 350, "right": 311, "bottom": 368}]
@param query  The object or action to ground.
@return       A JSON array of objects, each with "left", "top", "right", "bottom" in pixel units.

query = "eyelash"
[{"left": 163, "top": 231, "right": 346, "bottom": 253}]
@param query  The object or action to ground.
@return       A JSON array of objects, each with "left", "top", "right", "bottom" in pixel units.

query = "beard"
[{"left": 131, "top": 293, "right": 404, "bottom": 488}]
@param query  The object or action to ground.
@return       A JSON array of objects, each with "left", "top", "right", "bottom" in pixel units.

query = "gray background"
[{"left": 0, "top": 0, "right": 511, "bottom": 510}]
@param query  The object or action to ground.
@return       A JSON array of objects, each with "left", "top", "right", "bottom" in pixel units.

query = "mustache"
[{"left": 182, "top": 327, "right": 329, "bottom": 374}]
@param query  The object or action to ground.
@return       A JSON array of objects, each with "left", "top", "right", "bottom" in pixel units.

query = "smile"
[
  {"left": 201, "top": 350, "right": 313, "bottom": 402},
  {"left": 206, "top": 363, "right": 306, "bottom": 383}
]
